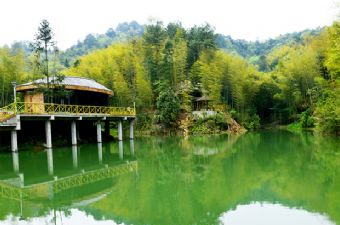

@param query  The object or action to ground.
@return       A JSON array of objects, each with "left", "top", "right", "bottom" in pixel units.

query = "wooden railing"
[{"left": 0, "top": 102, "right": 136, "bottom": 122}]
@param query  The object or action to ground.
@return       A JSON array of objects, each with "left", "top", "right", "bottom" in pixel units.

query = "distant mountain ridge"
[
  {"left": 216, "top": 28, "right": 323, "bottom": 58},
  {"left": 60, "top": 21, "right": 323, "bottom": 68},
  {"left": 8, "top": 21, "right": 322, "bottom": 68}
]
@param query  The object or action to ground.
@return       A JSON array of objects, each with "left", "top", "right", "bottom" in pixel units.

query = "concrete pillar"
[
  {"left": 119, "top": 141, "right": 123, "bottom": 160},
  {"left": 11, "top": 130, "right": 18, "bottom": 152},
  {"left": 71, "top": 121, "right": 77, "bottom": 145},
  {"left": 129, "top": 120, "right": 134, "bottom": 139},
  {"left": 97, "top": 121, "right": 102, "bottom": 143},
  {"left": 130, "top": 139, "right": 135, "bottom": 157},
  {"left": 47, "top": 148, "right": 54, "bottom": 176},
  {"left": 98, "top": 143, "right": 103, "bottom": 164},
  {"left": 45, "top": 120, "right": 52, "bottom": 149},
  {"left": 12, "top": 152, "right": 19, "bottom": 173},
  {"left": 72, "top": 146, "right": 78, "bottom": 169},
  {"left": 118, "top": 120, "right": 123, "bottom": 141}
]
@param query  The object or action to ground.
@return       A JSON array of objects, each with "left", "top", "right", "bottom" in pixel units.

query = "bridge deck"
[{"left": 0, "top": 102, "right": 136, "bottom": 124}]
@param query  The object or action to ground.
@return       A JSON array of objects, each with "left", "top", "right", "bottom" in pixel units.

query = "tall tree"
[
  {"left": 186, "top": 24, "right": 217, "bottom": 71},
  {"left": 30, "top": 19, "right": 55, "bottom": 101},
  {"left": 143, "top": 21, "right": 166, "bottom": 86}
]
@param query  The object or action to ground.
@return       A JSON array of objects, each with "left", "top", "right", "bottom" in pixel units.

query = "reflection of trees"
[
  {"left": 84, "top": 131, "right": 340, "bottom": 225},
  {"left": 0, "top": 143, "right": 137, "bottom": 221},
  {"left": 1, "top": 132, "right": 340, "bottom": 225}
]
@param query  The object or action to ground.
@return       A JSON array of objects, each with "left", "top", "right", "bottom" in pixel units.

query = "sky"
[{"left": 0, "top": 0, "right": 338, "bottom": 50}]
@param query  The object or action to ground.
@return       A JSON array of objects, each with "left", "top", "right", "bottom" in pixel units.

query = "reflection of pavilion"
[
  {"left": 0, "top": 160, "right": 137, "bottom": 200},
  {"left": 0, "top": 140, "right": 137, "bottom": 218},
  {"left": 191, "top": 134, "right": 240, "bottom": 157}
]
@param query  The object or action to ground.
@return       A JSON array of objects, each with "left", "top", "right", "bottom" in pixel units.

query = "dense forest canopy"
[{"left": 1, "top": 19, "right": 340, "bottom": 135}]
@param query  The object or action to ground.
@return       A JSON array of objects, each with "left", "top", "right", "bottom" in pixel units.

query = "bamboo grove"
[{"left": 2, "top": 20, "right": 340, "bottom": 134}]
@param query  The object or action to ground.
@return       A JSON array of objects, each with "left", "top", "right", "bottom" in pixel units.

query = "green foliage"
[
  {"left": 190, "top": 112, "right": 230, "bottom": 134},
  {"left": 155, "top": 81, "right": 180, "bottom": 128},
  {"left": 3, "top": 19, "right": 340, "bottom": 136},
  {"left": 30, "top": 19, "right": 65, "bottom": 103},
  {"left": 30, "top": 20, "right": 55, "bottom": 79},
  {"left": 60, "top": 21, "right": 144, "bottom": 66},
  {"left": 216, "top": 28, "right": 323, "bottom": 67},
  {"left": 187, "top": 24, "right": 217, "bottom": 70},
  {"left": 300, "top": 109, "right": 315, "bottom": 128},
  {"left": 241, "top": 113, "right": 261, "bottom": 130},
  {"left": 0, "top": 46, "right": 26, "bottom": 106},
  {"left": 314, "top": 85, "right": 340, "bottom": 135},
  {"left": 286, "top": 121, "right": 303, "bottom": 133}
]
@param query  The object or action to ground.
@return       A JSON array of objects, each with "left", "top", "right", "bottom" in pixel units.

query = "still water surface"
[{"left": 0, "top": 130, "right": 340, "bottom": 225}]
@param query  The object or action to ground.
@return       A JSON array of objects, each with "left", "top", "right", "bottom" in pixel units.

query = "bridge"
[
  {"left": 0, "top": 102, "right": 136, "bottom": 151},
  {"left": 0, "top": 160, "right": 138, "bottom": 200}
]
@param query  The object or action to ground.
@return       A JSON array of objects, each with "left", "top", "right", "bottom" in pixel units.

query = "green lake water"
[{"left": 0, "top": 130, "right": 340, "bottom": 225}]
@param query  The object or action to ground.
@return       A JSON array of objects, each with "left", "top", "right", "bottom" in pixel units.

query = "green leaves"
[{"left": 155, "top": 80, "right": 180, "bottom": 128}]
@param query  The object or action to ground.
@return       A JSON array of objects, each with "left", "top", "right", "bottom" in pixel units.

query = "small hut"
[
  {"left": 194, "top": 95, "right": 212, "bottom": 111},
  {"left": 16, "top": 76, "right": 113, "bottom": 106}
]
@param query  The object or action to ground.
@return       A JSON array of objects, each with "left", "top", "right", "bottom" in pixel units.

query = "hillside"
[
  {"left": 60, "top": 21, "right": 144, "bottom": 67},
  {"left": 59, "top": 21, "right": 322, "bottom": 69}
]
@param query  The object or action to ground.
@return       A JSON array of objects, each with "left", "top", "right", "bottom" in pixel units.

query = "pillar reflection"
[
  {"left": 72, "top": 145, "right": 79, "bottom": 169},
  {"left": 119, "top": 141, "right": 123, "bottom": 160},
  {"left": 130, "top": 139, "right": 135, "bottom": 156},
  {"left": 98, "top": 143, "right": 103, "bottom": 164},
  {"left": 47, "top": 148, "right": 54, "bottom": 176},
  {"left": 12, "top": 151, "right": 19, "bottom": 173}
]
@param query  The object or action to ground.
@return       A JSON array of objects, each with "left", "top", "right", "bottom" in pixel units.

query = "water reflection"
[
  {"left": 219, "top": 202, "right": 334, "bottom": 225},
  {"left": 0, "top": 132, "right": 340, "bottom": 225},
  {"left": 12, "top": 152, "right": 19, "bottom": 173},
  {"left": 72, "top": 145, "right": 78, "bottom": 169},
  {"left": 47, "top": 148, "right": 54, "bottom": 176},
  {"left": 97, "top": 143, "right": 103, "bottom": 164},
  {"left": 119, "top": 141, "right": 123, "bottom": 160},
  {"left": 0, "top": 140, "right": 137, "bottom": 222},
  {"left": 130, "top": 139, "right": 135, "bottom": 156}
]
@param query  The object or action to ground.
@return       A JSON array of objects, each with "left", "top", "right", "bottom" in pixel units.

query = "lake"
[{"left": 0, "top": 130, "right": 339, "bottom": 225}]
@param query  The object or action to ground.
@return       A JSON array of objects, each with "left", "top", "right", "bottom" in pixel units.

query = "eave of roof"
[{"left": 16, "top": 76, "right": 113, "bottom": 96}]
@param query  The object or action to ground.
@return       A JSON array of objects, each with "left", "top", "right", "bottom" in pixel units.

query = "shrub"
[{"left": 300, "top": 109, "right": 315, "bottom": 128}]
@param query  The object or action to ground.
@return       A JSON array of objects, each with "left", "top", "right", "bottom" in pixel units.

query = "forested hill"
[
  {"left": 60, "top": 21, "right": 144, "bottom": 67},
  {"left": 216, "top": 28, "right": 323, "bottom": 57},
  {"left": 216, "top": 28, "right": 323, "bottom": 69},
  {"left": 3, "top": 19, "right": 338, "bottom": 136},
  {"left": 60, "top": 21, "right": 322, "bottom": 68}
]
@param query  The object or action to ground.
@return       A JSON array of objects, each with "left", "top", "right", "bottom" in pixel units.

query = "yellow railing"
[
  {"left": 0, "top": 102, "right": 17, "bottom": 123},
  {"left": 0, "top": 102, "right": 135, "bottom": 122}
]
